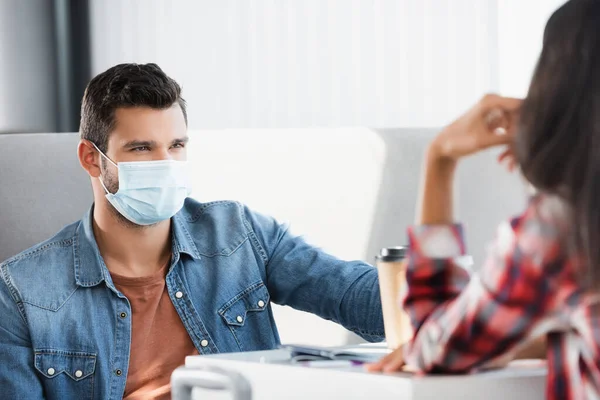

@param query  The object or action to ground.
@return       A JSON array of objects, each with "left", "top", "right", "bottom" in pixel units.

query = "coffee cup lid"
[{"left": 375, "top": 246, "right": 407, "bottom": 262}]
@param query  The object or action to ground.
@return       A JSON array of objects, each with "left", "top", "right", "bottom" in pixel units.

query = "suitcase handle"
[{"left": 171, "top": 365, "right": 252, "bottom": 400}]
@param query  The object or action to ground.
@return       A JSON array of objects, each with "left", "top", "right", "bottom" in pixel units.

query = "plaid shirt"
[{"left": 402, "top": 194, "right": 600, "bottom": 400}]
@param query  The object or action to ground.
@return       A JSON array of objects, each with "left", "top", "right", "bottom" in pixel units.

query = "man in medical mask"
[{"left": 0, "top": 63, "right": 384, "bottom": 400}]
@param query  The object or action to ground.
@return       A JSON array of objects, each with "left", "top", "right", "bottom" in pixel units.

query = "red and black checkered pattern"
[{"left": 402, "top": 194, "right": 600, "bottom": 399}]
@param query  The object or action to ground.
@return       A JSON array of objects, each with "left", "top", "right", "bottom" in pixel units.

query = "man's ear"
[{"left": 78, "top": 140, "right": 101, "bottom": 178}]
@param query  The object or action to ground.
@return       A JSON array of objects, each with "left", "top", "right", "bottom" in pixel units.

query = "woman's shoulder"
[
  {"left": 525, "top": 192, "right": 571, "bottom": 231},
  {"left": 507, "top": 192, "right": 573, "bottom": 263}
]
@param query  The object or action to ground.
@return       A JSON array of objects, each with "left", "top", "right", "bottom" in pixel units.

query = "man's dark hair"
[{"left": 79, "top": 63, "right": 187, "bottom": 152}]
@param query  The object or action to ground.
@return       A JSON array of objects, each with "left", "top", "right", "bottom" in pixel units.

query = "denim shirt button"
[
  {"left": 75, "top": 370, "right": 83, "bottom": 378},
  {"left": 200, "top": 339, "right": 209, "bottom": 347},
  {"left": 236, "top": 316, "right": 243, "bottom": 323},
  {"left": 258, "top": 300, "right": 265, "bottom": 308},
  {"left": 115, "top": 369, "right": 122, "bottom": 376},
  {"left": 47, "top": 368, "right": 55, "bottom": 376},
  {"left": 119, "top": 312, "right": 127, "bottom": 319},
  {"left": 175, "top": 291, "right": 183, "bottom": 299}
]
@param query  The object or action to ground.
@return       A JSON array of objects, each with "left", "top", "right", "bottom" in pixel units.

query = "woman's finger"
[
  {"left": 479, "top": 126, "right": 515, "bottom": 148},
  {"left": 485, "top": 108, "right": 509, "bottom": 134},
  {"left": 382, "top": 350, "right": 405, "bottom": 372},
  {"left": 480, "top": 94, "right": 523, "bottom": 113},
  {"left": 365, "top": 354, "right": 391, "bottom": 372},
  {"left": 480, "top": 95, "right": 522, "bottom": 139},
  {"left": 497, "top": 148, "right": 518, "bottom": 172},
  {"left": 498, "top": 147, "right": 515, "bottom": 163},
  {"left": 365, "top": 348, "right": 405, "bottom": 372},
  {"left": 507, "top": 157, "right": 517, "bottom": 172},
  {"left": 497, "top": 148, "right": 513, "bottom": 163},
  {"left": 365, "top": 349, "right": 401, "bottom": 372}
]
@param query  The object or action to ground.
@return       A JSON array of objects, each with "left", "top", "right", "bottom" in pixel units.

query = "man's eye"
[
  {"left": 132, "top": 146, "right": 150, "bottom": 152},
  {"left": 172, "top": 142, "right": 185, "bottom": 149}
]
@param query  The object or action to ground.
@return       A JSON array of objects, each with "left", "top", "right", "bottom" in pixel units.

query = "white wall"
[
  {"left": 497, "top": 0, "right": 567, "bottom": 98},
  {"left": 89, "top": 0, "right": 568, "bottom": 129},
  {"left": 90, "top": 0, "right": 502, "bottom": 128}
]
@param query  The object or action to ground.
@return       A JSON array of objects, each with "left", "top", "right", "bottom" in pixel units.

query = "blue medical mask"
[{"left": 92, "top": 143, "right": 192, "bottom": 226}]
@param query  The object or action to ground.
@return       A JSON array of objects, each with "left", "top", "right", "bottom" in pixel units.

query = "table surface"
[{"left": 183, "top": 345, "right": 548, "bottom": 400}]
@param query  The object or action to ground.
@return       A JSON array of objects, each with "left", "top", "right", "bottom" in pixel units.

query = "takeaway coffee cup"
[{"left": 375, "top": 247, "right": 413, "bottom": 350}]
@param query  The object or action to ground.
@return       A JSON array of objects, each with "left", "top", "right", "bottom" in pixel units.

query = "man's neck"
[{"left": 92, "top": 204, "right": 172, "bottom": 278}]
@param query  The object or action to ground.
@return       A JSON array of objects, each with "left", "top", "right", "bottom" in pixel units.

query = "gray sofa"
[
  {"left": 0, "top": 129, "right": 526, "bottom": 265},
  {"left": 0, "top": 133, "right": 92, "bottom": 262},
  {"left": 0, "top": 129, "right": 526, "bottom": 346}
]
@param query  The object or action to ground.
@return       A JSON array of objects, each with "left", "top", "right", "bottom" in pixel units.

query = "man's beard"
[{"left": 101, "top": 159, "right": 157, "bottom": 230}]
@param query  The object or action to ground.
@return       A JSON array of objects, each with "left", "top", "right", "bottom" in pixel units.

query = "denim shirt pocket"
[
  {"left": 34, "top": 349, "right": 96, "bottom": 400},
  {"left": 218, "top": 282, "right": 275, "bottom": 351}
]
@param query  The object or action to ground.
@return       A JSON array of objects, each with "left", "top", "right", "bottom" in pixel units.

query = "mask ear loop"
[{"left": 91, "top": 142, "right": 118, "bottom": 195}]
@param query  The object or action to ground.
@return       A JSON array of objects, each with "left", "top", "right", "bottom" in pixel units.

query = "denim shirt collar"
[
  {"left": 171, "top": 213, "right": 202, "bottom": 261},
  {"left": 73, "top": 205, "right": 201, "bottom": 288}
]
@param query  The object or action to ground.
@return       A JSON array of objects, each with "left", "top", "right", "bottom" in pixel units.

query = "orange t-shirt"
[{"left": 111, "top": 263, "right": 198, "bottom": 400}]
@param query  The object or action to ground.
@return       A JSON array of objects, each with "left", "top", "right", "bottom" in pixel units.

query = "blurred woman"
[{"left": 369, "top": 0, "right": 600, "bottom": 398}]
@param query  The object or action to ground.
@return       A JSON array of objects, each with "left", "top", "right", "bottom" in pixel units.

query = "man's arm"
[
  {"left": 242, "top": 206, "right": 385, "bottom": 342},
  {"left": 0, "top": 267, "right": 44, "bottom": 398}
]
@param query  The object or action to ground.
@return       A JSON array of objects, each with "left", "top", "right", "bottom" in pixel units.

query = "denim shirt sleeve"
[
  {"left": 242, "top": 206, "right": 384, "bottom": 342},
  {"left": 0, "top": 266, "right": 44, "bottom": 399}
]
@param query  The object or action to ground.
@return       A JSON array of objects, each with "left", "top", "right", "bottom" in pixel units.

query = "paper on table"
[{"left": 281, "top": 344, "right": 393, "bottom": 363}]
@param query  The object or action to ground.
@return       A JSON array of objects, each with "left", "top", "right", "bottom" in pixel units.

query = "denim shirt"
[{"left": 0, "top": 199, "right": 384, "bottom": 399}]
